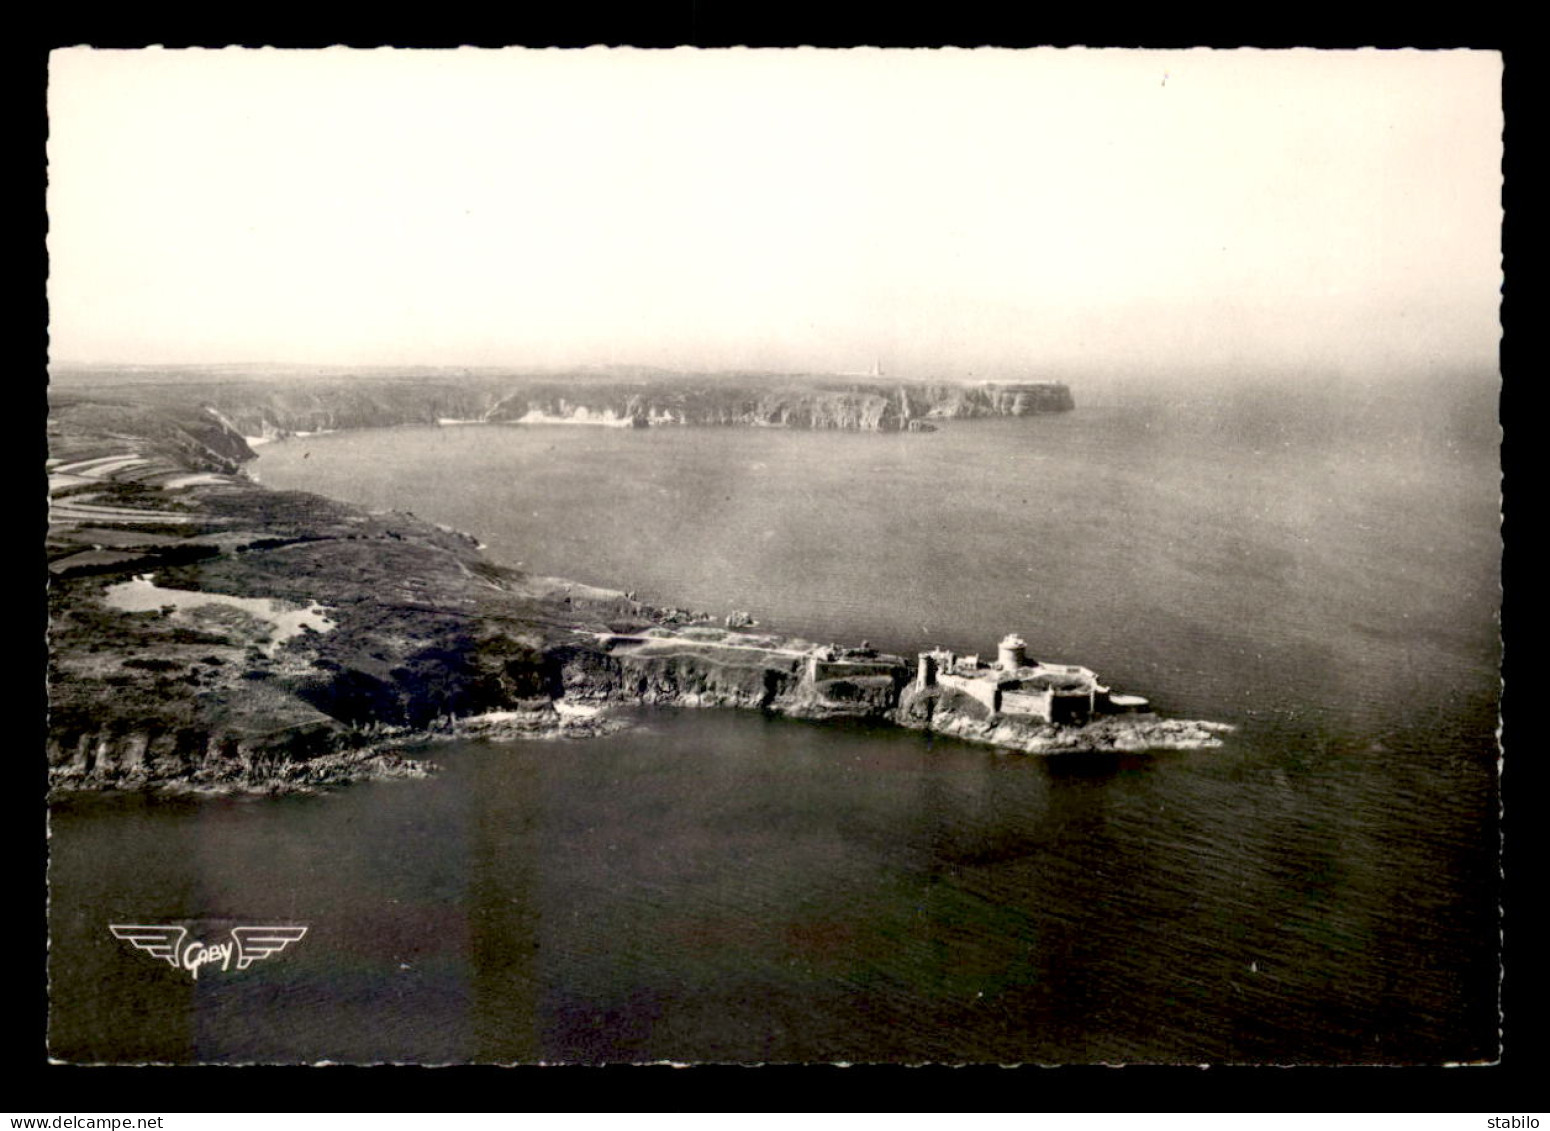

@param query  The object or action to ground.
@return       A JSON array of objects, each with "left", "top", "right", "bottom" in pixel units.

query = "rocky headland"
[{"left": 47, "top": 373, "right": 1223, "bottom": 797}]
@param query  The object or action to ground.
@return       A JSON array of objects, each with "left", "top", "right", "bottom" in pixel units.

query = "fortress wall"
[
  {"left": 811, "top": 659, "right": 904, "bottom": 683},
  {"left": 937, "top": 672, "right": 1000, "bottom": 713},
  {"left": 1050, "top": 690, "right": 1096, "bottom": 725},
  {"left": 1035, "top": 663, "right": 1097, "bottom": 679},
  {"left": 999, "top": 689, "right": 1053, "bottom": 721}
]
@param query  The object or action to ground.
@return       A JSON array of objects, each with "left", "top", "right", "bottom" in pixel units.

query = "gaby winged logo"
[{"left": 109, "top": 923, "right": 309, "bottom": 979}]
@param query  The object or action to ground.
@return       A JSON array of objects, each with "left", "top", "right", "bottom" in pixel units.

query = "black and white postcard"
[{"left": 44, "top": 47, "right": 1504, "bottom": 1067}]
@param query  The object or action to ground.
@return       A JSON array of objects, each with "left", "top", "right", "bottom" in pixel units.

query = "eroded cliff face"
[
  {"left": 57, "top": 373, "right": 1073, "bottom": 439},
  {"left": 905, "top": 382, "right": 1076, "bottom": 418},
  {"left": 49, "top": 396, "right": 258, "bottom": 471},
  {"left": 556, "top": 644, "right": 800, "bottom": 709},
  {"left": 444, "top": 378, "right": 1072, "bottom": 432},
  {"left": 485, "top": 385, "right": 909, "bottom": 432},
  {"left": 552, "top": 642, "right": 907, "bottom": 718},
  {"left": 45, "top": 724, "right": 433, "bottom": 794}
]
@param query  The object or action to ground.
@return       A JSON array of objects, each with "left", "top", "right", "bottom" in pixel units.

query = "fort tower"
[{"left": 998, "top": 634, "right": 1028, "bottom": 672}]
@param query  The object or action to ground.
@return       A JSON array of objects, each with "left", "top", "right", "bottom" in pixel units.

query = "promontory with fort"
[{"left": 47, "top": 366, "right": 1230, "bottom": 795}]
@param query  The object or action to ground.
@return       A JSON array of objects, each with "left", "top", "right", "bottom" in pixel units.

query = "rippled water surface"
[{"left": 49, "top": 380, "right": 1502, "bottom": 1063}]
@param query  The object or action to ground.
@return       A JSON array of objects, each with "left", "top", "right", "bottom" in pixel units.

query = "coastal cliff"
[
  {"left": 479, "top": 379, "right": 1072, "bottom": 431},
  {"left": 52, "top": 369, "right": 1073, "bottom": 440},
  {"left": 48, "top": 381, "right": 1220, "bottom": 797}
]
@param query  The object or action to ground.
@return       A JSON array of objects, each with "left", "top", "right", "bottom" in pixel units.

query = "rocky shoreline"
[
  {"left": 48, "top": 746, "right": 438, "bottom": 799},
  {"left": 894, "top": 710, "right": 1234, "bottom": 756}
]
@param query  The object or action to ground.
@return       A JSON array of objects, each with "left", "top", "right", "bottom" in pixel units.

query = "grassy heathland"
[{"left": 47, "top": 391, "right": 673, "bottom": 794}]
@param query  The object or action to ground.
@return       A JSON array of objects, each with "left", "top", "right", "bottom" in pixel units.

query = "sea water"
[{"left": 48, "top": 378, "right": 1502, "bottom": 1063}]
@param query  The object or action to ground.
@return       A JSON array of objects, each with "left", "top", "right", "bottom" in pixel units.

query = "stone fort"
[{"left": 915, "top": 634, "right": 1148, "bottom": 725}]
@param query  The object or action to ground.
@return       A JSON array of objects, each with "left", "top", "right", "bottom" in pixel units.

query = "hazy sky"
[{"left": 47, "top": 47, "right": 1502, "bottom": 381}]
